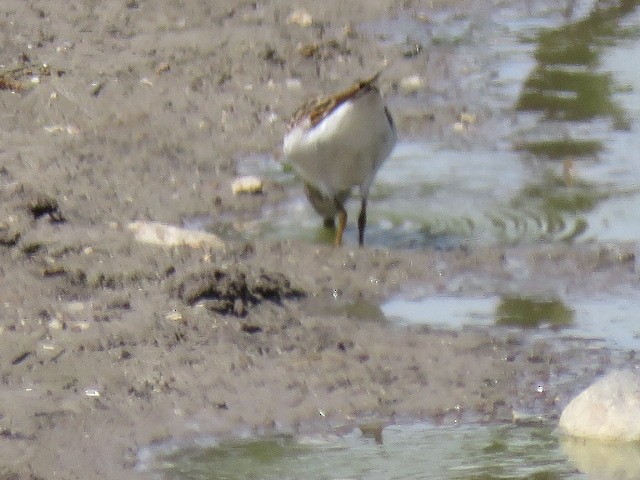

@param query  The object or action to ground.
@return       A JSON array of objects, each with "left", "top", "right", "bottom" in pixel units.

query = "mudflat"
[{"left": 0, "top": 1, "right": 636, "bottom": 478}]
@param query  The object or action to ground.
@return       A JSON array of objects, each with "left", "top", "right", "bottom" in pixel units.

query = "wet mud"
[{"left": 0, "top": 0, "right": 638, "bottom": 479}]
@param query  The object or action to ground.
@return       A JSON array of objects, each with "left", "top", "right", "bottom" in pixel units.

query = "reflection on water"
[
  {"left": 146, "top": 423, "right": 585, "bottom": 480},
  {"left": 560, "top": 435, "right": 640, "bottom": 480},
  {"left": 149, "top": 435, "right": 302, "bottom": 480},
  {"left": 515, "top": 139, "right": 603, "bottom": 159},
  {"left": 514, "top": 172, "right": 608, "bottom": 215},
  {"left": 381, "top": 293, "right": 640, "bottom": 350},
  {"left": 382, "top": 295, "right": 498, "bottom": 328},
  {"left": 516, "top": 0, "right": 635, "bottom": 127},
  {"left": 495, "top": 296, "right": 574, "bottom": 328},
  {"left": 510, "top": 0, "right": 640, "bottom": 245}
]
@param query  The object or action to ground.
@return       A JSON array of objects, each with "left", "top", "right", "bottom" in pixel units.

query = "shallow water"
[
  {"left": 222, "top": 0, "right": 640, "bottom": 249},
  {"left": 145, "top": 422, "right": 586, "bottom": 480},
  {"left": 381, "top": 293, "right": 640, "bottom": 351},
  {"left": 145, "top": 420, "right": 640, "bottom": 479},
  {"left": 164, "top": 2, "right": 640, "bottom": 479}
]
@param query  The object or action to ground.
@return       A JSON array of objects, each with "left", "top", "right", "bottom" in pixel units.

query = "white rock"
[
  {"left": 399, "top": 74, "right": 425, "bottom": 94},
  {"left": 285, "top": 77, "right": 303, "bottom": 90},
  {"left": 127, "top": 221, "right": 225, "bottom": 250},
  {"left": 231, "top": 176, "right": 263, "bottom": 195},
  {"left": 287, "top": 9, "right": 312, "bottom": 27},
  {"left": 165, "top": 310, "right": 183, "bottom": 322},
  {"left": 559, "top": 369, "right": 640, "bottom": 441}
]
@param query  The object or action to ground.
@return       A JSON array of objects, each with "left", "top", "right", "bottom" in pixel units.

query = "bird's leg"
[
  {"left": 357, "top": 197, "right": 367, "bottom": 246},
  {"left": 334, "top": 199, "right": 347, "bottom": 246}
]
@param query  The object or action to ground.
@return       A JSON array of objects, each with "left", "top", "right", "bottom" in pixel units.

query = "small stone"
[
  {"left": 84, "top": 388, "right": 101, "bottom": 398},
  {"left": 287, "top": 9, "right": 312, "bottom": 27},
  {"left": 298, "top": 43, "right": 319, "bottom": 58},
  {"left": 459, "top": 112, "right": 477, "bottom": 124},
  {"left": 452, "top": 122, "right": 467, "bottom": 132},
  {"left": 165, "top": 310, "right": 183, "bottom": 322},
  {"left": 285, "top": 78, "right": 302, "bottom": 90},
  {"left": 231, "top": 176, "right": 263, "bottom": 195},
  {"left": 70, "top": 321, "right": 90, "bottom": 332},
  {"left": 399, "top": 74, "right": 425, "bottom": 94},
  {"left": 48, "top": 318, "right": 64, "bottom": 330},
  {"left": 156, "top": 62, "right": 170, "bottom": 74}
]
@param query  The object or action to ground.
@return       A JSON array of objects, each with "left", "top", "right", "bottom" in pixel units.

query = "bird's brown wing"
[{"left": 290, "top": 71, "right": 382, "bottom": 129}]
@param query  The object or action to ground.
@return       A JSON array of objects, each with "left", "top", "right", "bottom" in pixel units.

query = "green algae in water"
[
  {"left": 496, "top": 297, "right": 574, "bottom": 329},
  {"left": 156, "top": 434, "right": 307, "bottom": 480},
  {"left": 342, "top": 299, "right": 387, "bottom": 323}
]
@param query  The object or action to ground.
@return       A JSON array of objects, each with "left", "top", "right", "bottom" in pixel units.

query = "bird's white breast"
[{"left": 283, "top": 90, "right": 396, "bottom": 197}]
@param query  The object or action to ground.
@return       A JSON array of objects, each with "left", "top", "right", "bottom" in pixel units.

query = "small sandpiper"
[{"left": 283, "top": 72, "right": 397, "bottom": 246}]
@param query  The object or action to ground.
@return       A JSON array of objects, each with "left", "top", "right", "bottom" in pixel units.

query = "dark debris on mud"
[
  {"left": 173, "top": 267, "right": 305, "bottom": 316},
  {"left": 0, "top": 174, "right": 65, "bottom": 248}
]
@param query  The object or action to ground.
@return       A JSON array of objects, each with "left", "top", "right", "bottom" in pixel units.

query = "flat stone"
[
  {"left": 127, "top": 221, "right": 225, "bottom": 250},
  {"left": 559, "top": 369, "right": 640, "bottom": 441}
]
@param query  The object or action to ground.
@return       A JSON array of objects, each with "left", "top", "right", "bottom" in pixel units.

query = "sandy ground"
[{"left": 0, "top": 0, "right": 639, "bottom": 478}]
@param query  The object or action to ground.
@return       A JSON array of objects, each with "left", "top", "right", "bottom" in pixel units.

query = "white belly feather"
[{"left": 283, "top": 90, "right": 396, "bottom": 198}]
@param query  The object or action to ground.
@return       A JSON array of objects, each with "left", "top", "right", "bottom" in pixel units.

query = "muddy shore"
[{"left": 0, "top": 0, "right": 638, "bottom": 478}]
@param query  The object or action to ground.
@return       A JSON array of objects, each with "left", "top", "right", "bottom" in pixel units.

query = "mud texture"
[{"left": 0, "top": 0, "right": 638, "bottom": 479}]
